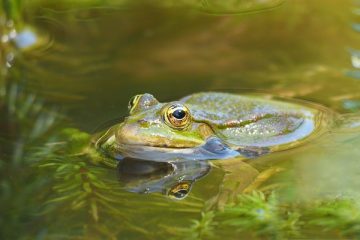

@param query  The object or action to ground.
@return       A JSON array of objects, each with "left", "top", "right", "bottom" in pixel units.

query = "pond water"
[{"left": 2, "top": 0, "right": 360, "bottom": 239}]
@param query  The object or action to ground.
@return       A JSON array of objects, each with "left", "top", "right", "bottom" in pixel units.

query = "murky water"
[{"left": 2, "top": 0, "right": 360, "bottom": 239}]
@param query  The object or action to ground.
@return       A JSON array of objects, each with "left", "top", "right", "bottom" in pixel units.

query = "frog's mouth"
[
  {"left": 119, "top": 142, "right": 197, "bottom": 149},
  {"left": 104, "top": 136, "right": 240, "bottom": 162},
  {"left": 114, "top": 135, "right": 203, "bottom": 150},
  {"left": 115, "top": 139, "right": 199, "bottom": 154}
]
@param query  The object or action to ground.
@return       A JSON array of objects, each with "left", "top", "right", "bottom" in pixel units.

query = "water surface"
[{"left": 2, "top": 0, "right": 360, "bottom": 239}]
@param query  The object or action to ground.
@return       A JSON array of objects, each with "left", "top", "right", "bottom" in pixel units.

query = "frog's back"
[{"left": 180, "top": 92, "right": 332, "bottom": 150}]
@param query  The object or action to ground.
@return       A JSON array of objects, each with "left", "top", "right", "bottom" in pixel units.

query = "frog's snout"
[{"left": 115, "top": 122, "right": 140, "bottom": 145}]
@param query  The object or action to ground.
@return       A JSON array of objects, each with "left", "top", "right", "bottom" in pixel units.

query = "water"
[{"left": 2, "top": 0, "right": 360, "bottom": 239}]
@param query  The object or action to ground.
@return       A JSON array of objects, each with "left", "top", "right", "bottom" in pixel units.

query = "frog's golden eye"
[
  {"left": 167, "top": 181, "right": 192, "bottom": 200},
  {"left": 164, "top": 104, "right": 191, "bottom": 130},
  {"left": 128, "top": 95, "right": 142, "bottom": 114}
]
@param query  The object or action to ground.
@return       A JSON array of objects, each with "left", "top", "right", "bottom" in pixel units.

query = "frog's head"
[{"left": 115, "top": 93, "right": 213, "bottom": 149}]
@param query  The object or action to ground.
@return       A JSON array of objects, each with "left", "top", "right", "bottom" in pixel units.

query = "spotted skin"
[{"left": 181, "top": 92, "right": 319, "bottom": 149}]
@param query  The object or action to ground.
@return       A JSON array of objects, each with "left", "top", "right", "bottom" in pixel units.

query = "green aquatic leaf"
[
  {"left": 190, "top": 211, "right": 217, "bottom": 239},
  {"left": 305, "top": 199, "right": 360, "bottom": 237},
  {"left": 0, "top": 81, "right": 64, "bottom": 239},
  {"left": 161, "top": 211, "right": 217, "bottom": 240}
]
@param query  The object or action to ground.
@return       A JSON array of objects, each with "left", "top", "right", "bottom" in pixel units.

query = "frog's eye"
[
  {"left": 164, "top": 104, "right": 191, "bottom": 130},
  {"left": 167, "top": 181, "right": 192, "bottom": 200},
  {"left": 128, "top": 95, "right": 142, "bottom": 114}
]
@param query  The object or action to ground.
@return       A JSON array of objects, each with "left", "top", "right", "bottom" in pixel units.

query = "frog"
[
  {"left": 92, "top": 92, "right": 336, "bottom": 205},
  {"left": 95, "top": 92, "right": 334, "bottom": 162}
]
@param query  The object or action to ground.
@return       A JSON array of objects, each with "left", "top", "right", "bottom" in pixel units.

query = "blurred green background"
[{"left": 1, "top": 0, "right": 360, "bottom": 239}]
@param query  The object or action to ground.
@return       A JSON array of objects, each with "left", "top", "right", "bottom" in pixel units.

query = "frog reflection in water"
[
  {"left": 95, "top": 92, "right": 333, "bottom": 203},
  {"left": 117, "top": 158, "right": 211, "bottom": 200}
]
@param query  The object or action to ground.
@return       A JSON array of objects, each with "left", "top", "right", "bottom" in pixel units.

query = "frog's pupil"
[{"left": 173, "top": 109, "right": 186, "bottom": 119}]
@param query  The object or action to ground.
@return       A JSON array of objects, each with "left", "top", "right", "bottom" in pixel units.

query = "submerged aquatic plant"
[
  {"left": 1, "top": 0, "right": 23, "bottom": 27},
  {"left": 305, "top": 198, "right": 360, "bottom": 238},
  {"left": 188, "top": 211, "right": 217, "bottom": 240},
  {"left": 218, "top": 191, "right": 301, "bottom": 238},
  {"left": 172, "top": 191, "right": 360, "bottom": 240},
  {"left": 0, "top": 82, "right": 62, "bottom": 239},
  {"left": 0, "top": 83, "right": 150, "bottom": 239},
  {"left": 0, "top": 79, "right": 205, "bottom": 239},
  {"left": 161, "top": 211, "right": 217, "bottom": 240},
  {"left": 36, "top": 128, "right": 135, "bottom": 239}
]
